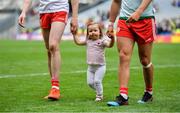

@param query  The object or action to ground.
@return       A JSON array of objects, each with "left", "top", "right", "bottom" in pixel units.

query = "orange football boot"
[{"left": 44, "top": 88, "right": 60, "bottom": 100}]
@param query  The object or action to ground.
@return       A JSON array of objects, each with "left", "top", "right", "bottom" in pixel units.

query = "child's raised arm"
[{"left": 73, "top": 34, "right": 86, "bottom": 46}]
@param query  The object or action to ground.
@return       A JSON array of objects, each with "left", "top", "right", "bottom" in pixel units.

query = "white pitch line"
[{"left": 0, "top": 64, "right": 180, "bottom": 79}]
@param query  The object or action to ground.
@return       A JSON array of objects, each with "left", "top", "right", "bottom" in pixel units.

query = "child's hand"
[
  {"left": 106, "top": 30, "right": 114, "bottom": 39},
  {"left": 106, "top": 22, "right": 114, "bottom": 39}
]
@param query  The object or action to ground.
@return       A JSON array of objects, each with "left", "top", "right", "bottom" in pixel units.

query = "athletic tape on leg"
[{"left": 143, "top": 62, "right": 152, "bottom": 68}]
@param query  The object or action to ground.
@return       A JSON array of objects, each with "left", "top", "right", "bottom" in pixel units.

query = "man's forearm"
[
  {"left": 109, "top": 0, "right": 121, "bottom": 23},
  {"left": 71, "top": 0, "right": 79, "bottom": 19},
  {"left": 22, "top": 0, "right": 32, "bottom": 14}
]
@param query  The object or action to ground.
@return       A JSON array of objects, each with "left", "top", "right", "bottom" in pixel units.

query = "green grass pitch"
[{"left": 0, "top": 40, "right": 180, "bottom": 112}]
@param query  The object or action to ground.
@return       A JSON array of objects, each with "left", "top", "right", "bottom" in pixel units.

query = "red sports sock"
[
  {"left": 51, "top": 79, "right": 59, "bottom": 87},
  {"left": 119, "top": 87, "right": 128, "bottom": 95},
  {"left": 146, "top": 86, "right": 152, "bottom": 94}
]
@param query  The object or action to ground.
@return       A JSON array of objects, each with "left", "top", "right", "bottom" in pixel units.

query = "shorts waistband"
[{"left": 119, "top": 16, "right": 155, "bottom": 20}]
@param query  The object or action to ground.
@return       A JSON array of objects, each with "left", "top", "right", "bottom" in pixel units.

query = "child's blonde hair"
[{"left": 86, "top": 22, "right": 103, "bottom": 39}]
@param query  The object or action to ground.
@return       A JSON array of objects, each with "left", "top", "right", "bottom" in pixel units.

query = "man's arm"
[
  {"left": 70, "top": 0, "right": 79, "bottom": 34},
  {"left": 71, "top": 0, "right": 79, "bottom": 20},
  {"left": 126, "top": 0, "right": 152, "bottom": 23},
  {"left": 109, "top": 0, "right": 121, "bottom": 23},
  {"left": 18, "top": 0, "right": 32, "bottom": 26},
  {"left": 106, "top": 0, "right": 121, "bottom": 38}
]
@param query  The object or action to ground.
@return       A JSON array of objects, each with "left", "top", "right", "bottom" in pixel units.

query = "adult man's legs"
[
  {"left": 42, "top": 29, "right": 52, "bottom": 77},
  {"left": 107, "top": 37, "right": 135, "bottom": 106},
  {"left": 45, "top": 22, "right": 66, "bottom": 100},
  {"left": 137, "top": 42, "right": 154, "bottom": 103}
]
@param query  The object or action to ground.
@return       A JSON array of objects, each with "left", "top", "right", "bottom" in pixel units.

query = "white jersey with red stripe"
[{"left": 39, "top": 0, "right": 69, "bottom": 14}]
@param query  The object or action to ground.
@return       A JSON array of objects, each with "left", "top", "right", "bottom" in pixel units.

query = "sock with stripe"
[
  {"left": 51, "top": 79, "right": 59, "bottom": 90},
  {"left": 119, "top": 87, "right": 128, "bottom": 100},
  {"left": 145, "top": 86, "right": 153, "bottom": 95}
]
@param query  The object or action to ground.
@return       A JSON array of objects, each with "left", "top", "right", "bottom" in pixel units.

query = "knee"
[
  {"left": 87, "top": 81, "right": 94, "bottom": 87},
  {"left": 94, "top": 80, "right": 101, "bottom": 85},
  {"left": 119, "top": 50, "right": 131, "bottom": 62},
  {"left": 140, "top": 57, "right": 150, "bottom": 66},
  {"left": 44, "top": 43, "right": 49, "bottom": 50},
  {"left": 49, "top": 43, "right": 58, "bottom": 53},
  {"left": 45, "top": 47, "right": 51, "bottom": 56},
  {"left": 45, "top": 47, "right": 50, "bottom": 53}
]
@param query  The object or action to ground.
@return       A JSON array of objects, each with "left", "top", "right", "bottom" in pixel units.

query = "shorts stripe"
[{"left": 151, "top": 18, "right": 157, "bottom": 40}]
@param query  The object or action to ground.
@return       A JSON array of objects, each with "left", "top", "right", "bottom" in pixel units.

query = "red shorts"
[
  {"left": 40, "top": 11, "right": 68, "bottom": 29},
  {"left": 116, "top": 18, "right": 156, "bottom": 44}
]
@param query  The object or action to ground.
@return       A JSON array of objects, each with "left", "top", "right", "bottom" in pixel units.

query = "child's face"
[{"left": 88, "top": 24, "right": 101, "bottom": 40}]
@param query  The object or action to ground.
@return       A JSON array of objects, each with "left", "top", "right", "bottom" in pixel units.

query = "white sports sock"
[
  {"left": 52, "top": 86, "right": 59, "bottom": 90},
  {"left": 121, "top": 93, "right": 128, "bottom": 100},
  {"left": 147, "top": 91, "right": 153, "bottom": 95}
]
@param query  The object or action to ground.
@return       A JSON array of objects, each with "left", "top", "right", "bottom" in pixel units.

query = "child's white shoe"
[{"left": 95, "top": 95, "right": 103, "bottom": 102}]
